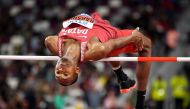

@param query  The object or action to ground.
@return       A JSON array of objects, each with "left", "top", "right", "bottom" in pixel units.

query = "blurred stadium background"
[{"left": 0, "top": 0, "right": 190, "bottom": 109}]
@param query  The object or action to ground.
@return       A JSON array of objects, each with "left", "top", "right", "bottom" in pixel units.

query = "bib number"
[{"left": 62, "top": 13, "right": 94, "bottom": 29}]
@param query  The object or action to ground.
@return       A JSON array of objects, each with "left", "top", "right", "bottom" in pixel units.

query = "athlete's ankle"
[
  {"left": 135, "top": 90, "right": 146, "bottom": 109},
  {"left": 113, "top": 66, "right": 128, "bottom": 82}
]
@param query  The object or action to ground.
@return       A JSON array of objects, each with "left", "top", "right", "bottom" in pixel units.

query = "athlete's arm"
[
  {"left": 84, "top": 30, "right": 144, "bottom": 61},
  {"left": 108, "top": 30, "right": 144, "bottom": 52},
  {"left": 84, "top": 35, "right": 134, "bottom": 61},
  {"left": 84, "top": 36, "right": 110, "bottom": 61}
]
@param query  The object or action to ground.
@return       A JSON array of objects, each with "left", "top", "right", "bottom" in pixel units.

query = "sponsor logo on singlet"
[
  {"left": 60, "top": 28, "right": 88, "bottom": 35},
  {"left": 62, "top": 13, "right": 94, "bottom": 29}
]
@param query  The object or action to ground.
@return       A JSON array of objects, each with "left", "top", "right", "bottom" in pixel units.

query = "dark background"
[{"left": 0, "top": 0, "right": 189, "bottom": 109}]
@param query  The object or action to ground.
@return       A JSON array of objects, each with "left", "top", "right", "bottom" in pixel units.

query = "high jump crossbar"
[{"left": 0, "top": 55, "right": 189, "bottom": 62}]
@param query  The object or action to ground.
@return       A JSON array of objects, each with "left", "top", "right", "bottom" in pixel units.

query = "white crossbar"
[
  {"left": 0, "top": 55, "right": 190, "bottom": 62},
  {"left": 0, "top": 55, "right": 59, "bottom": 61}
]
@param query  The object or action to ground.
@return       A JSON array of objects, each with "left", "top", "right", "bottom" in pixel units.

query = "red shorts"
[{"left": 108, "top": 29, "right": 136, "bottom": 57}]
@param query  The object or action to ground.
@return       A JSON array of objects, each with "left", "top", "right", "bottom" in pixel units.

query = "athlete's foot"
[
  {"left": 119, "top": 78, "right": 136, "bottom": 93},
  {"left": 113, "top": 66, "right": 137, "bottom": 93}
]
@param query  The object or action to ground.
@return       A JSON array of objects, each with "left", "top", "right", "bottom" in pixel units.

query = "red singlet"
[{"left": 58, "top": 12, "right": 136, "bottom": 61}]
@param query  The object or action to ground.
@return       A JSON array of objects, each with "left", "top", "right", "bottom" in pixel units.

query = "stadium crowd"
[{"left": 0, "top": 0, "right": 189, "bottom": 109}]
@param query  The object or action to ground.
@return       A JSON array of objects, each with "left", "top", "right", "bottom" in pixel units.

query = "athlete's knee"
[
  {"left": 139, "top": 37, "right": 152, "bottom": 56},
  {"left": 143, "top": 37, "right": 151, "bottom": 51},
  {"left": 144, "top": 37, "right": 151, "bottom": 49}
]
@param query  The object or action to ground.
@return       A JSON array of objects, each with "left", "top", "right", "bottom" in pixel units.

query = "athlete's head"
[{"left": 55, "top": 56, "right": 80, "bottom": 86}]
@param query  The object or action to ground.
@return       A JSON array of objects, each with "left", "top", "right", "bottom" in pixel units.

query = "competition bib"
[{"left": 62, "top": 13, "right": 95, "bottom": 29}]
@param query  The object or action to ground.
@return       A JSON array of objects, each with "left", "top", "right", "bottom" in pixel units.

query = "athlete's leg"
[
  {"left": 106, "top": 29, "right": 151, "bottom": 108},
  {"left": 135, "top": 36, "right": 151, "bottom": 109},
  {"left": 107, "top": 30, "right": 151, "bottom": 91},
  {"left": 136, "top": 36, "right": 151, "bottom": 90},
  {"left": 109, "top": 60, "right": 136, "bottom": 94},
  {"left": 107, "top": 29, "right": 140, "bottom": 93}
]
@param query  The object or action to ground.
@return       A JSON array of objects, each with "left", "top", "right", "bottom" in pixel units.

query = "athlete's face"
[{"left": 55, "top": 57, "right": 80, "bottom": 86}]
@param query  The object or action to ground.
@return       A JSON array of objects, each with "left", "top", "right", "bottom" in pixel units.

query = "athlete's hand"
[{"left": 130, "top": 28, "right": 144, "bottom": 52}]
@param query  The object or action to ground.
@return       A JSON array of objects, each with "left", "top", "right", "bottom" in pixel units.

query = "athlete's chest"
[{"left": 63, "top": 38, "right": 87, "bottom": 62}]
